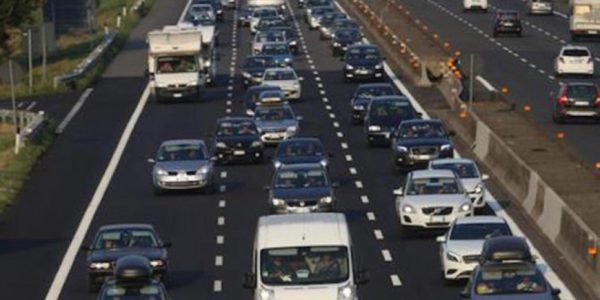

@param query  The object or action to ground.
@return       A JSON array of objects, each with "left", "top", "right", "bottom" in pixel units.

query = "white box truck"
[
  {"left": 570, "top": 0, "right": 600, "bottom": 40},
  {"left": 147, "top": 25, "right": 212, "bottom": 102}
]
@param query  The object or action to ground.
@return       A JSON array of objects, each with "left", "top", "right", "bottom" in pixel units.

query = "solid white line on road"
[
  {"left": 374, "top": 229, "right": 384, "bottom": 240},
  {"left": 382, "top": 249, "right": 392, "bottom": 262},
  {"left": 366, "top": 212, "right": 376, "bottom": 221},
  {"left": 220, "top": 171, "right": 227, "bottom": 178},
  {"left": 349, "top": 167, "right": 357, "bottom": 175},
  {"left": 390, "top": 275, "right": 402, "bottom": 286},
  {"left": 355, "top": 181, "right": 363, "bottom": 188},
  {"left": 45, "top": 85, "right": 150, "bottom": 300},
  {"left": 217, "top": 235, "right": 224, "bottom": 244},
  {"left": 215, "top": 255, "right": 223, "bottom": 266},
  {"left": 55, "top": 88, "right": 94, "bottom": 134},
  {"left": 475, "top": 76, "right": 496, "bottom": 92},
  {"left": 219, "top": 200, "right": 226, "bottom": 208},
  {"left": 341, "top": 142, "right": 348, "bottom": 149},
  {"left": 218, "top": 216, "right": 225, "bottom": 226},
  {"left": 553, "top": 10, "right": 568, "bottom": 19},
  {"left": 361, "top": 195, "right": 369, "bottom": 204},
  {"left": 214, "top": 280, "right": 222, "bottom": 292},
  {"left": 345, "top": 154, "right": 353, "bottom": 161},
  {"left": 26, "top": 101, "right": 37, "bottom": 111}
]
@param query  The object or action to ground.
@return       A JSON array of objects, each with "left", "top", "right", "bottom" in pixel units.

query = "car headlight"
[
  {"left": 402, "top": 204, "right": 415, "bottom": 214},
  {"left": 150, "top": 259, "right": 165, "bottom": 267},
  {"left": 375, "top": 63, "right": 383, "bottom": 69},
  {"left": 89, "top": 262, "right": 111, "bottom": 270},
  {"left": 319, "top": 159, "right": 328, "bottom": 167},
  {"left": 204, "top": 60, "right": 211, "bottom": 68},
  {"left": 259, "top": 288, "right": 275, "bottom": 300},
  {"left": 353, "top": 104, "right": 365, "bottom": 110},
  {"left": 338, "top": 284, "right": 356, "bottom": 300},
  {"left": 474, "top": 183, "right": 484, "bottom": 194},
  {"left": 196, "top": 165, "right": 210, "bottom": 175},
  {"left": 242, "top": 71, "right": 252, "bottom": 78},
  {"left": 334, "top": 42, "right": 341, "bottom": 47},
  {"left": 217, "top": 9, "right": 223, "bottom": 14},
  {"left": 320, "top": 196, "right": 333, "bottom": 204},
  {"left": 216, "top": 142, "right": 227, "bottom": 148},
  {"left": 440, "top": 144, "right": 452, "bottom": 151},
  {"left": 368, "top": 125, "right": 381, "bottom": 132},
  {"left": 446, "top": 251, "right": 461, "bottom": 263},
  {"left": 186, "top": 79, "right": 199, "bottom": 86},
  {"left": 272, "top": 198, "right": 285, "bottom": 206},
  {"left": 396, "top": 145, "right": 408, "bottom": 152},
  {"left": 287, "top": 126, "right": 297, "bottom": 133},
  {"left": 155, "top": 168, "right": 168, "bottom": 176},
  {"left": 251, "top": 140, "right": 263, "bottom": 147},
  {"left": 346, "top": 64, "right": 354, "bottom": 70},
  {"left": 274, "top": 161, "right": 282, "bottom": 169},
  {"left": 459, "top": 202, "right": 472, "bottom": 212},
  {"left": 284, "top": 57, "right": 291, "bottom": 63},
  {"left": 289, "top": 40, "right": 297, "bottom": 46}
]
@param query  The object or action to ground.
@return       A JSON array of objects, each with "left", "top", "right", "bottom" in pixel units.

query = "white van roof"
[
  {"left": 148, "top": 25, "right": 202, "bottom": 54},
  {"left": 257, "top": 213, "right": 350, "bottom": 249}
]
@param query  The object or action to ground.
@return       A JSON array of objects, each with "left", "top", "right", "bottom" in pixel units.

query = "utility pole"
[
  {"left": 8, "top": 60, "right": 20, "bottom": 155},
  {"left": 25, "top": 29, "right": 33, "bottom": 94},
  {"left": 42, "top": 23, "right": 47, "bottom": 83},
  {"left": 468, "top": 54, "right": 474, "bottom": 112}
]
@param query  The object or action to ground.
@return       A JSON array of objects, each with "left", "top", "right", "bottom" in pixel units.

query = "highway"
[{"left": 0, "top": 0, "right": 584, "bottom": 299}]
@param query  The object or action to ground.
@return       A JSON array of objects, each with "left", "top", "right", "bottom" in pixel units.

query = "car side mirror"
[
  {"left": 147, "top": 158, "right": 155, "bottom": 164},
  {"left": 332, "top": 181, "right": 340, "bottom": 188},
  {"left": 448, "top": 130, "right": 456, "bottom": 137},
  {"left": 298, "top": 77, "right": 304, "bottom": 81},
  {"left": 162, "top": 241, "right": 173, "bottom": 248},
  {"left": 436, "top": 235, "right": 446, "bottom": 243},
  {"left": 243, "top": 272, "right": 257, "bottom": 289},
  {"left": 460, "top": 291, "right": 471, "bottom": 299},
  {"left": 355, "top": 268, "right": 370, "bottom": 285},
  {"left": 481, "top": 174, "right": 490, "bottom": 181},
  {"left": 80, "top": 245, "right": 91, "bottom": 252},
  {"left": 393, "top": 187, "right": 403, "bottom": 196},
  {"left": 551, "top": 288, "right": 561, "bottom": 296}
]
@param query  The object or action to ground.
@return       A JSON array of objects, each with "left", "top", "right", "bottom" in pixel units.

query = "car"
[
  {"left": 192, "top": 0, "right": 223, "bottom": 22},
  {"left": 493, "top": 10, "right": 522, "bottom": 37},
  {"left": 343, "top": 44, "right": 385, "bottom": 82},
  {"left": 253, "top": 30, "right": 288, "bottom": 54},
  {"left": 188, "top": 3, "right": 216, "bottom": 22},
  {"left": 258, "top": 89, "right": 286, "bottom": 104},
  {"left": 319, "top": 12, "right": 349, "bottom": 40},
  {"left": 429, "top": 158, "right": 489, "bottom": 208},
  {"left": 331, "top": 28, "right": 362, "bottom": 56},
  {"left": 255, "top": 16, "right": 289, "bottom": 33},
  {"left": 554, "top": 45, "right": 594, "bottom": 77},
  {"left": 237, "top": 6, "right": 253, "bottom": 27},
  {"left": 551, "top": 81, "right": 600, "bottom": 123},
  {"left": 306, "top": 6, "right": 336, "bottom": 29},
  {"left": 149, "top": 139, "right": 216, "bottom": 194},
  {"left": 391, "top": 119, "right": 455, "bottom": 172},
  {"left": 268, "top": 26, "right": 299, "bottom": 54},
  {"left": 253, "top": 102, "right": 302, "bottom": 144},
  {"left": 241, "top": 55, "right": 278, "bottom": 88},
  {"left": 260, "top": 42, "right": 293, "bottom": 67},
  {"left": 213, "top": 117, "right": 264, "bottom": 164},
  {"left": 437, "top": 216, "right": 513, "bottom": 282},
  {"left": 461, "top": 236, "right": 561, "bottom": 299},
  {"left": 243, "top": 85, "right": 284, "bottom": 115},
  {"left": 329, "top": 19, "right": 361, "bottom": 38},
  {"left": 272, "top": 137, "right": 330, "bottom": 169},
  {"left": 394, "top": 169, "right": 473, "bottom": 237},
  {"left": 463, "top": 0, "right": 488, "bottom": 12},
  {"left": 364, "top": 95, "right": 420, "bottom": 146},
  {"left": 350, "top": 83, "right": 397, "bottom": 124},
  {"left": 97, "top": 255, "right": 171, "bottom": 299},
  {"left": 251, "top": 7, "right": 281, "bottom": 33},
  {"left": 527, "top": 0, "right": 553, "bottom": 15},
  {"left": 81, "top": 224, "right": 171, "bottom": 291},
  {"left": 221, "top": 0, "right": 236, "bottom": 10},
  {"left": 267, "top": 164, "right": 336, "bottom": 213},
  {"left": 261, "top": 67, "right": 302, "bottom": 99}
]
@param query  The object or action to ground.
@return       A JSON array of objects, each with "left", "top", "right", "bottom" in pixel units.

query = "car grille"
[
  {"left": 262, "top": 128, "right": 286, "bottom": 133},
  {"left": 167, "top": 171, "right": 178, "bottom": 176},
  {"left": 410, "top": 146, "right": 439, "bottom": 156},
  {"left": 164, "top": 181, "right": 200, "bottom": 187},
  {"left": 286, "top": 200, "right": 318, "bottom": 207},
  {"left": 422, "top": 206, "right": 453, "bottom": 215},
  {"left": 463, "top": 255, "right": 481, "bottom": 264}
]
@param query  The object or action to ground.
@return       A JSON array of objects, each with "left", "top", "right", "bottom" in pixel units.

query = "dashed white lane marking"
[
  {"left": 382, "top": 249, "right": 393, "bottom": 262},
  {"left": 333, "top": 121, "right": 340, "bottom": 128},
  {"left": 218, "top": 216, "right": 225, "bottom": 226},
  {"left": 325, "top": 105, "right": 332, "bottom": 110},
  {"left": 217, "top": 235, "right": 224, "bottom": 244},
  {"left": 336, "top": 132, "right": 344, "bottom": 137},
  {"left": 345, "top": 154, "right": 353, "bottom": 161},
  {"left": 539, "top": 69, "right": 546, "bottom": 74},
  {"left": 361, "top": 195, "right": 369, "bottom": 204},
  {"left": 349, "top": 167, "right": 357, "bottom": 174},
  {"left": 329, "top": 113, "right": 336, "bottom": 119},
  {"left": 225, "top": 108, "right": 231, "bottom": 114},
  {"left": 226, "top": 100, "right": 232, "bottom": 106},
  {"left": 215, "top": 255, "right": 223, "bottom": 266},
  {"left": 219, "top": 185, "right": 226, "bottom": 192},
  {"left": 521, "top": 58, "right": 528, "bottom": 63},
  {"left": 322, "top": 97, "right": 329, "bottom": 103},
  {"left": 213, "top": 280, "right": 222, "bottom": 292},
  {"left": 220, "top": 171, "right": 227, "bottom": 178},
  {"left": 227, "top": 92, "right": 233, "bottom": 98},
  {"left": 341, "top": 142, "right": 348, "bottom": 149},
  {"left": 355, "top": 180, "right": 363, "bottom": 188},
  {"left": 26, "top": 101, "right": 37, "bottom": 111},
  {"left": 374, "top": 229, "right": 384, "bottom": 240},
  {"left": 390, "top": 275, "right": 402, "bottom": 286},
  {"left": 317, "top": 83, "right": 323, "bottom": 88},
  {"left": 55, "top": 87, "right": 94, "bottom": 134},
  {"left": 219, "top": 200, "right": 226, "bottom": 208},
  {"left": 315, "top": 76, "right": 321, "bottom": 81},
  {"left": 529, "top": 63, "right": 536, "bottom": 69},
  {"left": 313, "top": 71, "right": 319, "bottom": 75},
  {"left": 320, "top": 90, "right": 326, "bottom": 95},
  {"left": 366, "top": 212, "right": 376, "bottom": 221}
]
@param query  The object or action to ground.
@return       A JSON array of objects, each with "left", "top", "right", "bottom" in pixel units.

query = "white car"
[
  {"left": 429, "top": 158, "right": 489, "bottom": 208},
  {"left": 463, "top": 0, "right": 488, "bottom": 12},
  {"left": 261, "top": 68, "right": 302, "bottom": 100},
  {"left": 527, "top": 0, "right": 553, "bottom": 15},
  {"left": 394, "top": 170, "right": 473, "bottom": 237},
  {"left": 188, "top": 4, "right": 216, "bottom": 21},
  {"left": 437, "top": 216, "right": 513, "bottom": 281},
  {"left": 250, "top": 7, "right": 280, "bottom": 34},
  {"left": 554, "top": 45, "right": 594, "bottom": 77},
  {"left": 252, "top": 31, "right": 287, "bottom": 54}
]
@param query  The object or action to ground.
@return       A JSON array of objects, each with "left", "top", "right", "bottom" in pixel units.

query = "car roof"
[
  {"left": 410, "top": 169, "right": 456, "bottom": 179},
  {"left": 401, "top": 118, "right": 443, "bottom": 125},
  {"left": 160, "top": 139, "right": 205, "bottom": 147},
  {"left": 257, "top": 213, "right": 350, "bottom": 249},
  {"left": 430, "top": 158, "right": 476, "bottom": 166},
  {"left": 279, "top": 137, "right": 321, "bottom": 144},
  {"left": 278, "top": 163, "right": 324, "bottom": 171},
  {"left": 98, "top": 224, "right": 155, "bottom": 231},
  {"left": 371, "top": 95, "right": 409, "bottom": 103},
  {"left": 562, "top": 44, "right": 590, "bottom": 51},
  {"left": 264, "top": 67, "right": 295, "bottom": 73},
  {"left": 454, "top": 216, "right": 507, "bottom": 225}
]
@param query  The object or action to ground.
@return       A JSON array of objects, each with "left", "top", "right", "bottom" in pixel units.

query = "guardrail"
[{"left": 0, "top": 109, "right": 46, "bottom": 143}]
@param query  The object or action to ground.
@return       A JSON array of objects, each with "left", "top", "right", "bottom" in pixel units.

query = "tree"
[{"left": 0, "top": 0, "right": 43, "bottom": 60}]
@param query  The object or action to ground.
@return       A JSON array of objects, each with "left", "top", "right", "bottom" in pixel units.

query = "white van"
[{"left": 244, "top": 213, "right": 368, "bottom": 300}]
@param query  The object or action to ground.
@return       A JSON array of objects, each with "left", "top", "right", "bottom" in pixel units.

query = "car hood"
[
  {"left": 403, "top": 194, "right": 470, "bottom": 207},
  {"left": 446, "top": 240, "right": 485, "bottom": 257},
  {"left": 262, "top": 80, "right": 299, "bottom": 88},
  {"left": 272, "top": 187, "right": 332, "bottom": 200},
  {"left": 155, "top": 160, "right": 210, "bottom": 171},
  {"left": 216, "top": 135, "right": 260, "bottom": 147},
  {"left": 346, "top": 59, "right": 380, "bottom": 67},
  {"left": 395, "top": 137, "right": 451, "bottom": 147},
  {"left": 368, "top": 116, "right": 413, "bottom": 128},
  {"left": 256, "top": 120, "right": 297, "bottom": 130},
  {"left": 271, "top": 285, "right": 338, "bottom": 300},
  {"left": 461, "top": 178, "right": 482, "bottom": 193},
  {"left": 89, "top": 248, "right": 164, "bottom": 262}
]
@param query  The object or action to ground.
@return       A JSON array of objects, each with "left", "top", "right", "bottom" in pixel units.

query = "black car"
[
  {"left": 243, "top": 85, "right": 284, "bottom": 115},
  {"left": 493, "top": 10, "right": 522, "bottom": 37},
  {"left": 330, "top": 19, "right": 361, "bottom": 36},
  {"left": 237, "top": 7, "right": 253, "bottom": 27},
  {"left": 97, "top": 255, "right": 170, "bottom": 300},
  {"left": 241, "top": 55, "right": 278, "bottom": 88},
  {"left": 267, "top": 164, "right": 336, "bottom": 213},
  {"left": 213, "top": 117, "right": 264, "bottom": 164},
  {"left": 269, "top": 26, "right": 299, "bottom": 54},
  {"left": 319, "top": 12, "right": 349, "bottom": 40},
  {"left": 350, "top": 83, "right": 397, "bottom": 124},
  {"left": 551, "top": 82, "right": 600, "bottom": 123},
  {"left": 364, "top": 96, "right": 420, "bottom": 146},
  {"left": 81, "top": 224, "right": 171, "bottom": 291},
  {"left": 343, "top": 44, "right": 385, "bottom": 82},
  {"left": 273, "top": 137, "right": 330, "bottom": 169},
  {"left": 391, "top": 119, "right": 454, "bottom": 171},
  {"left": 332, "top": 28, "right": 362, "bottom": 56}
]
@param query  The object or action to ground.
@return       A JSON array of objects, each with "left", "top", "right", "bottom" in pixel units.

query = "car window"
[
  {"left": 156, "top": 56, "right": 197, "bottom": 74},
  {"left": 264, "top": 70, "right": 296, "bottom": 80},
  {"left": 474, "top": 266, "right": 547, "bottom": 295},
  {"left": 397, "top": 122, "right": 447, "bottom": 139},
  {"left": 94, "top": 229, "right": 159, "bottom": 249},
  {"left": 254, "top": 106, "right": 294, "bottom": 121},
  {"left": 274, "top": 169, "right": 328, "bottom": 188},
  {"left": 346, "top": 47, "right": 380, "bottom": 60},
  {"left": 369, "top": 100, "right": 415, "bottom": 121},
  {"left": 217, "top": 121, "right": 258, "bottom": 136},
  {"left": 450, "top": 223, "right": 512, "bottom": 240},
  {"left": 566, "top": 85, "right": 596, "bottom": 100},
  {"left": 157, "top": 143, "right": 205, "bottom": 161},
  {"left": 277, "top": 141, "right": 323, "bottom": 157},
  {"left": 262, "top": 44, "right": 290, "bottom": 55},
  {"left": 431, "top": 162, "right": 479, "bottom": 179},
  {"left": 562, "top": 49, "right": 590, "bottom": 57},
  {"left": 100, "top": 283, "right": 167, "bottom": 299},
  {"left": 406, "top": 177, "right": 463, "bottom": 195}
]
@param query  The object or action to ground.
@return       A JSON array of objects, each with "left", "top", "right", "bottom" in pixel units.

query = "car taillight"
[
  {"left": 558, "top": 96, "right": 569, "bottom": 105},
  {"left": 596, "top": 89, "right": 600, "bottom": 106}
]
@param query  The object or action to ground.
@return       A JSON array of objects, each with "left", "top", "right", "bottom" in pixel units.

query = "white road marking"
[
  {"left": 341, "top": 142, "right": 348, "bottom": 149},
  {"left": 320, "top": 90, "right": 326, "bottom": 95},
  {"left": 315, "top": 76, "right": 321, "bottom": 81},
  {"left": 329, "top": 113, "right": 336, "bottom": 119},
  {"left": 219, "top": 185, "right": 226, "bottom": 192},
  {"left": 390, "top": 275, "right": 402, "bottom": 286},
  {"left": 26, "top": 101, "right": 37, "bottom": 111},
  {"left": 219, "top": 200, "right": 226, "bottom": 208},
  {"left": 322, "top": 97, "right": 329, "bottom": 103},
  {"left": 382, "top": 249, "right": 392, "bottom": 262},
  {"left": 349, "top": 167, "right": 357, "bottom": 174},
  {"left": 55, "top": 88, "right": 94, "bottom": 134},
  {"left": 217, "top": 235, "right": 224, "bottom": 244},
  {"left": 218, "top": 216, "right": 225, "bottom": 226},
  {"left": 325, "top": 105, "right": 332, "bottom": 110},
  {"left": 225, "top": 108, "right": 231, "bottom": 114},
  {"left": 355, "top": 180, "right": 363, "bottom": 188},
  {"left": 475, "top": 76, "right": 496, "bottom": 92},
  {"left": 374, "top": 229, "right": 384, "bottom": 240},
  {"left": 215, "top": 255, "right": 223, "bottom": 266},
  {"left": 336, "top": 132, "right": 344, "bottom": 137},
  {"left": 366, "top": 212, "right": 376, "bottom": 221},
  {"left": 333, "top": 121, "right": 339, "bottom": 128},
  {"left": 361, "top": 195, "right": 369, "bottom": 204},
  {"left": 214, "top": 280, "right": 222, "bottom": 292},
  {"left": 220, "top": 171, "right": 227, "bottom": 178},
  {"left": 226, "top": 100, "right": 232, "bottom": 106},
  {"left": 345, "top": 154, "right": 353, "bottom": 161}
]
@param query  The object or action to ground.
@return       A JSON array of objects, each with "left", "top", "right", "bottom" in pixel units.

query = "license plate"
[
  {"left": 415, "top": 154, "right": 432, "bottom": 160},
  {"left": 589, "top": 30, "right": 599, "bottom": 34},
  {"left": 358, "top": 70, "right": 369, "bottom": 74},
  {"left": 431, "top": 216, "right": 445, "bottom": 223},
  {"left": 575, "top": 101, "right": 590, "bottom": 106},
  {"left": 234, "top": 150, "right": 246, "bottom": 156},
  {"left": 504, "top": 22, "right": 514, "bottom": 26},
  {"left": 173, "top": 93, "right": 182, "bottom": 98}
]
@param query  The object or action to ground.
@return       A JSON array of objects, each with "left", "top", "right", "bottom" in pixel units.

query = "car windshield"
[
  {"left": 254, "top": 106, "right": 294, "bottom": 121},
  {"left": 217, "top": 121, "right": 258, "bottom": 136},
  {"left": 397, "top": 122, "right": 447, "bottom": 138},
  {"left": 156, "top": 56, "right": 197, "bottom": 74},
  {"left": 254, "top": 9, "right": 278, "bottom": 18},
  {"left": 248, "top": 87, "right": 281, "bottom": 102},
  {"left": 313, "top": 7, "right": 335, "bottom": 15},
  {"left": 99, "top": 283, "right": 167, "bottom": 300},
  {"left": 271, "top": 28, "right": 295, "bottom": 38},
  {"left": 475, "top": 265, "right": 547, "bottom": 295},
  {"left": 278, "top": 141, "right": 323, "bottom": 157},
  {"left": 563, "top": 49, "right": 590, "bottom": 57},
  {"left": 259, "top": 19, "right": 286, "bottom": 28},
  {"left": 406, "top": 176, "right": 463, "bottom": 195},
  {"left": 335, "top": 29, "right": 361, "bottom": 40},
  {"left": 566, "top": 85, "right": 596, "bottom": 100},
  {"left": 450, "top": 223, "right": 512, "bottom": 240},
  {"left": 274, "top": 168, "right": 328, "bottom": 188},
  {"left": 264, "top": 70, "right": 296, "bottom": 80},
  {"left": 262, "top": 44, "right": 289, "bottom": 55},
  {"left": 346, "top": 47, "right": 380, "bottom": 60},
  {"left": 258, "top": 32, "right": 286, "bottom": 43},
  {"left": 190, "top": 5, "right": 213, "bottom": 15},
  {"left": 431, "top": 162, "right": 479, "bottom": 179},
  {"left": 499, "top": 13, "right": 518, "bottom": 20},
  {"left": 157, "top": 143, "right": 205, "bottom": 161},
  {"left": 246, "top": 57, "right": 277, "bottom": 68},
  {"left": 335, "top": 20, "right": 359, "bottom": 30},
  {"left": 261, "top": 246, "right": 349, "bottom": 285},
  {"left": 94, "top": 229, "right": 158, "bottom": 250},
  {"left": 369, "top": 100, "right": 415, "bottom": 122},
  {"left": 191, "top": 11, "right": 215, "bottom": 25}
]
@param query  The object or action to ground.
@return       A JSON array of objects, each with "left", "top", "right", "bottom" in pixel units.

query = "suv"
[
  {"left": 343, "top": 44, "right": 385, "bottom": 82},
  {"left": 493, "top": 10, "right": 522, "bottom": 37},
  {"left": 554, "top": 45, "right": 594, "bottom": 77},
  {"left": 551, "top": 82, "right": 600, "bottom": 123}
]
